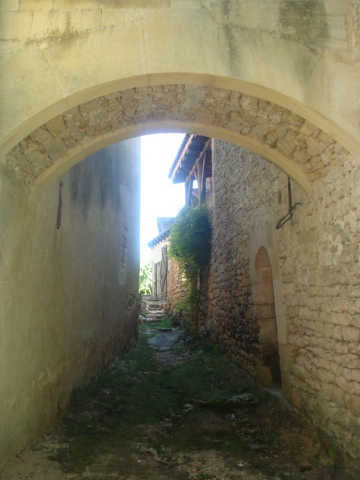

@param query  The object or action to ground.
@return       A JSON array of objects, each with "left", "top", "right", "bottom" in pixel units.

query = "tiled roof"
[
  {"left": 148, "top": 229, "right": 170, "bottom": 248},
  {"left": 157, "top": 217, "right": 175, "bottom": 234}
]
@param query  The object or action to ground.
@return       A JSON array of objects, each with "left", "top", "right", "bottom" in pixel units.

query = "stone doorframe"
[{"left": 249, "top": 220, "right": 288, "bottom": 386}]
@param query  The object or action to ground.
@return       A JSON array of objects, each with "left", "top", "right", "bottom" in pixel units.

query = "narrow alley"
[
  {"left": 3, "top": 2, "right": 360, "bottom": 474},
  {"left": 1, "top": 317, "right": 347, "bottom": 480}
]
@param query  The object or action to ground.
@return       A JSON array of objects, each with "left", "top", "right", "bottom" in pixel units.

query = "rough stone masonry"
[{"left": 205, "top": 139, "right": 360, "bottom": 464}]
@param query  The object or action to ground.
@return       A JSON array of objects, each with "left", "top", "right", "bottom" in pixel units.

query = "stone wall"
[
  {"left": 0, "top": 139, "right": 140, "bottom": 466},
  {"left": 207, "top": 140, "right": 360, "bottom": 463},
  {"left": 167, "top": 257, "right": 187, "bottom": 313},
  {"left": 150, "top": 236, "right": 188, "bottom": 316},
  {"left": 5, "top": 83, "right": 347, "bottom": 192}
]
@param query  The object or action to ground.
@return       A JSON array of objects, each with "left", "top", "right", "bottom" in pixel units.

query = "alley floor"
[{"left": 1, "top": 320, "right": 352, "bottom": 480}]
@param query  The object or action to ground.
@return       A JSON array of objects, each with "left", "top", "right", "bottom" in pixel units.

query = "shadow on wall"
[{"left": 70, "top": 148, "right": 124, "bottom": 220}]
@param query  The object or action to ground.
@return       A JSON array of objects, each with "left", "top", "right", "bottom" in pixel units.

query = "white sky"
[{"left": 140, "top": 133, "right": 185, "bottom": 265}]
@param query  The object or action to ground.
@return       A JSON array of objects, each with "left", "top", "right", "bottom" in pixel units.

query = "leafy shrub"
[
  {"left": 168, "top": 205, "right": 211, "bottom": 279},
  {"left": 139, "top": 263, "right": 152, "bottom": 296}
]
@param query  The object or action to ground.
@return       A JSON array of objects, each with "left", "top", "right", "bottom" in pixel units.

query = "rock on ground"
[{"left": 0, "top": 320, "right": 353, "bottom": 480}]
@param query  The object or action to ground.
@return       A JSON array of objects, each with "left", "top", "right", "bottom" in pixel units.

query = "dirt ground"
[{"left": 1, "top": 320, "right": 355, "bottom": 480}]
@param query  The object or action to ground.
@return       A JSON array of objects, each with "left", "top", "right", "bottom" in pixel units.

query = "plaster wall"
[
  {"left": 208, "top": 139, "right": 360, "bottom": 463},
  {"left": 151, "top": 240, "right": 165, "bottom": 264},
  {"left": 1, "top": 0, "right": 359, "bottom": 157},
  {"left": 0, "top": 138, "right": 140, "bottom": 465}
]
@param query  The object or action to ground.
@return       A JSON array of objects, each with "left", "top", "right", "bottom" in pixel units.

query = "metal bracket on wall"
[
  {"left": 276, "top": 177, "right": 301, "bottom": 230},
  {"left": 56, "top": 181, "right": 63, "bottom": 230}
]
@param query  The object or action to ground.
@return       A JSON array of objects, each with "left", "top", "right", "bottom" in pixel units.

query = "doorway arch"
[{"left": 255, "top": 247, "right": 281, "bottom": 387}]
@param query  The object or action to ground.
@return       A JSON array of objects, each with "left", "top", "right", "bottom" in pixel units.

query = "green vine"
[{"left": 168, "top": 205, "right": 212, "bottom": 320}]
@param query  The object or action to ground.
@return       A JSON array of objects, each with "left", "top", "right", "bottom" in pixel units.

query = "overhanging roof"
[
  {"left": 148, "top": 229, "right": 170, "bottom": 248},
  {"left": 157, "top": 217, "right": 175, "bottom": 234},
  {"left": 148, "top": 217, "right": 175, "bottom": 248},
  {"left": 169, "top": 134, "right": 210, "bottom": 183}
]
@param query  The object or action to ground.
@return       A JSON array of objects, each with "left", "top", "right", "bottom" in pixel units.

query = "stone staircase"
[{"left": 140, "top": 296, "right": 168, "bottom": 323}]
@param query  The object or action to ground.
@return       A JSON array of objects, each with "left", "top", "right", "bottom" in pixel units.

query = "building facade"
[{"left": 165, "top": 134, "right": 360, "bottom": 465}]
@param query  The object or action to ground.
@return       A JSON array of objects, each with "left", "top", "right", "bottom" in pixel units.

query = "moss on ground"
[{"left": 36, "top": 320, "right": 350, "bottom": 479}]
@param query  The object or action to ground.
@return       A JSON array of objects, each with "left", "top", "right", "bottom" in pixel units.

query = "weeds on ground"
[
  {"left": 139, "top": 316, "right": 174, "bottom": 331},
  {"left": 48, "top": 323, "right": 347, "bottom": 480}
]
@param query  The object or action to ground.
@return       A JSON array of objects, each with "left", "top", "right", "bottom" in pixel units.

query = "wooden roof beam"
[
  {"left": 185, "top": 139, "right": 211, "bottom": 183},
  {"left": 169, "top": 134, "right": 194, "bottom": 181}
]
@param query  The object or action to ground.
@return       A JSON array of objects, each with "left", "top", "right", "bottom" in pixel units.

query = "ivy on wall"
[{"left": 168, "top": 205, "right": 211, "bottom": 322}]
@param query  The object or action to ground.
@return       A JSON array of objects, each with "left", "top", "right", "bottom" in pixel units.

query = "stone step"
[{"left": 146, "top": 304, "right": 167, "bottom": 311}]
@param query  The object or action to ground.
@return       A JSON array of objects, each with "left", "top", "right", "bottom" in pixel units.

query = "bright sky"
[{"left": 140, "top": 133, "right": 185, "bottom": 265}]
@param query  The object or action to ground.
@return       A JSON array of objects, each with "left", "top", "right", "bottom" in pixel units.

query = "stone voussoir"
[{"left": 5, "top": 84, "right": 350, "bottom": 186}]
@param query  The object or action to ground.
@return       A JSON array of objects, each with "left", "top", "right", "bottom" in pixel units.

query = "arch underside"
[{"left": 5, "top": 83, "right": 350, "bottom": 190}]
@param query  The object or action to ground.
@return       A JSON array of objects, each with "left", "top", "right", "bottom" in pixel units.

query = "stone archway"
[
  {"left": 255, "top": 247, "right": 281, "bottom": 387},
  {"left": 3, "top": 79, "right": 351, "bottom": 192},
  {"left": 2, "top": 2, "right": 360, "bottom": 152},
  {"left": 1, "top": 2, "right": 360, "bottom": 466}
]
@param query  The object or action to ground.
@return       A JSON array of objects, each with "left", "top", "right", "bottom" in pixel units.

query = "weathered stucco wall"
[
  {"left": 207, "top": 139, "right": 360, "bottom": 464},
  {"left": 1, "top": 0, "right": 359, "bottom": 158},
  {"left": 0, "top": 138, "right": 140, "bottom": 465},
  {"left": 1, "top": 0, "right": 360, "bottom": 469}
]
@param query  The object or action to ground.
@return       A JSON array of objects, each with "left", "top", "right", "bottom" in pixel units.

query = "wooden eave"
[{"left": 169, "top": 134, "right": 211, "bottom": 184}]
